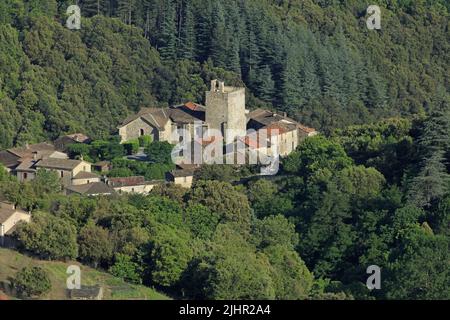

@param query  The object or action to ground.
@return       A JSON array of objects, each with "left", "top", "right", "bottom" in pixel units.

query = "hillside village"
[
  {"left": 0, "top": 81, "right": 316, "bottom": 196},
  {"left": 0, "top": 0, "right": 448, "bottom": 303},
  {"left": 0, "top": 81, "right": 316, "bottom": 242}
]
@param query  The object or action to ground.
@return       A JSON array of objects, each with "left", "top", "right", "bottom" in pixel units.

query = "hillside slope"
[{"left": 0, "top": 248, "right": 169, "bottom": 300}]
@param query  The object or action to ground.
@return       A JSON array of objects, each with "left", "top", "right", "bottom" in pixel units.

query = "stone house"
[
  {"left": 71, "top": 171, "right": 101, "bottom": 186},
  {"left": 54, "top": 133, "right": 91, "bottom": 152},
  {"left": 15, "top": 158, "right": 93, "bottom": 187},
  {"left": 106, "top": 176, "right": 164, "bottom": 195},
  {"left": 0, "top": 142, "right": 68, "bottom": 173},
  {"left": 166, "top": 169, "right": 195, "bottom": 189},
  {"left": 0, "top": 202, "right": 31, "bottom": 237}
]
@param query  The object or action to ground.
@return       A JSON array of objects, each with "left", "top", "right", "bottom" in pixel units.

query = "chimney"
[
  {"left": 283, "top": 112, "right": 287, "bottom": 118},
  {"left": 32, "top": 151, "right": 38, "bottom": 161},
  {"left": 25, "top": 142, "right": 30, "bottom": 149},
  {"left": 210, "top": 79, "right": 218, "bottom": 92}
]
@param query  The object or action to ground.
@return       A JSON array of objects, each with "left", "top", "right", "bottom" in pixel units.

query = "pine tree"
[
  {"left": 281, "top": 46, "right": 303, "bottom": 110},
  {"left": 256, "top": 65, "right": 274, "bottom": 102},
  {"left": 408, "top": 110, "right": 450, "bottom": 208},
  {"left": 117, "top": 0, "right": 136, "bottom": 25},
  {"left": 226, "top": 37, "right": 241, "bottom": 75},
  {"left": 178, "top": 0, "right": 195, "bottom": 60},
  {"left": 408, "top": 150, "right": 450, "bottom": 208},
  {"left": 158, "top": 0, "right": 177, "bottom": 61},
  {"left": 209, "top": 1, "right": 227, "bottom": 68},
  {"left": 81, "top": 0, "right": 105, "bottom": 17}
]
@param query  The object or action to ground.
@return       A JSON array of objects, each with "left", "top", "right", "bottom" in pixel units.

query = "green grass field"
[{"left": 0, "top": 248, "right": 169, "bottom": 300}]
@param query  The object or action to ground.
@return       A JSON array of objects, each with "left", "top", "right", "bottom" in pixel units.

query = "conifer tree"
[
  {"left": 178, "top": 0, "right": 195, "bottom": 60},
  {"left": 209, "top": 1, "right": 227, "bottom": 68},
  {"left": 81, "top": 0, "right": 105, "bottom": 16},
  {"left": 158, "top": 0, "right": 177, "bottom": 61},
  {"left": 256, "top": 65, "right": 275, "bottom": 102}
]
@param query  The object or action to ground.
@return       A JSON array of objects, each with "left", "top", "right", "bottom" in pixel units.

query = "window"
[
  {"left": 60, "top": 171, "right": 64, "bottom": 178},
  {"left": 140, "top": 129, "right": 145, "bottom": 136},
  {"left": 87, "top": 180, "right": 90, "bottom": 184},
  {"left": 23, "top": 173, "right": 28, "bottom": 180}
]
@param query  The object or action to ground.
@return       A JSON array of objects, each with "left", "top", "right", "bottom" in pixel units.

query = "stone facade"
[
  {"left": 205, "top": 80, "right": 247, "bottom": 144},
  {"left": 117, "top": 80, "right": 317, "bottom": 162},
  {"left": 119, "top": 117, "right": 159, "bottom": 143}
]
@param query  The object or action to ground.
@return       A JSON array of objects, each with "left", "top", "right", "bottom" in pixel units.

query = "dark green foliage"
[
  {"left": 188, "top": 180, "right": 252, "bottom": 235},
  {"left": 283, "top": 135, "right": 353, "bottom": 179},
  {"left": 123, "top": 139, "right": 139, "bottom": 155},
  {"left": 0, "top": 0, "right": 448, "bottom": 301},
  {"left": 109, "top": 158, "right": 174, "bottom": 180},
  {"left": 184, "top": 203, "right": 219, "bottom": 240},
  {"left": 147, "top": 224, "right": 193, "bottom": 287},
  {"left": 109, "top": 253, "right": 143, "bottom": 284},
  {"left": 138, "top": 135, "right": 152, "bottom": 148},
  {"left": 32, "top": 169, "right": 61, "bottom": 195},
  {"left": 78, "top": 221, "right": 113, "bottom": 267},
  {"left": 15, "top": 212, "right": 78, "bottom": 260},
  {"left": 384, "top": 226, "right": 450, "bottom": 299},
  {"left": 263, "top": 245, "right": 313, "bottom": 300},
  {"left": 13, "top": 266, "right": 51, "bottom": 298},
  {"left": 145, "top": 141, "right": 173, "bottom": 164}
]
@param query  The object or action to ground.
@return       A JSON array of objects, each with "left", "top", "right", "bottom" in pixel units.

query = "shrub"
[
  {"left": 123, "top": 139, "right": 139, "bottom": 155},
  {"left": 13, "top": 266, "right": 51, "bottom": 298},
  {"left": 139, "top": 135, "right": 152, "bottom": 148}
]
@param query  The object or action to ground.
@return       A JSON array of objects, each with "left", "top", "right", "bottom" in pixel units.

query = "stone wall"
[
  {"left": 119, "top": 118, "right": 157, "bottom": 143},
  {"left": 205, "top": 81, "right": 247, "bottom": 144}
]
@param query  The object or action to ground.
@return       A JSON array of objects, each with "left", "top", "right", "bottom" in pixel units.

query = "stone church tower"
[{"left": 205, "top": 80, "right": 247, "bottom": 144}]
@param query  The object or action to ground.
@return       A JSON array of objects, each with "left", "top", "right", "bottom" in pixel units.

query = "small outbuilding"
[{"left": 69, "top": 285, "right": 103, "bottom": 300}]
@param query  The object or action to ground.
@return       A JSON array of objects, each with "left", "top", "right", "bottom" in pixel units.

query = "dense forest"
[
  {"left": 0, "top": 0, "right": 449, "bottom": 300},
  {"left": 0, "top": 0, "right": 449, "bottom": 148}
]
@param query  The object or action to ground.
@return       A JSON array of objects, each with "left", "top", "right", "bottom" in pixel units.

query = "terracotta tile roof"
[
  {"left": 107, "top": 176, "right": 145, "bottom": 187},
  {"left": 264, "top": 123, "right": 288, "bottom": 135},
  {"left": 183, "top": 101, "right": 205, "bottom": 112},
  {"left": 297, "top": 124, "right": 317, "bottom": 134}
]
